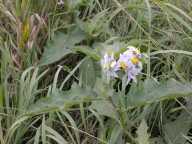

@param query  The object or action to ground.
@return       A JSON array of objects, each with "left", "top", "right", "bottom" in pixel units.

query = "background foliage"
[{"left": 1, "top": 0, "right": 192, "bottom": 143}]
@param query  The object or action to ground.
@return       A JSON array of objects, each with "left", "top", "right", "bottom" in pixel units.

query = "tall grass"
[{"left": 1, "top": 0, "right": 192, "bottom": 143}]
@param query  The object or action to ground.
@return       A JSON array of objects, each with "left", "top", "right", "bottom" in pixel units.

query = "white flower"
[
  {"left": 117, "top": 46, "right": 142, "bottom": 83},
  {"left": 101, "top": 53, "right": 118, "bottom": 80},
  {"left": 100, "top": 46, "right": 144, "bottom": 84}
]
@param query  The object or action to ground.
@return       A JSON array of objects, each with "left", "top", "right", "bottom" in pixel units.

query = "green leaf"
[
  {"left": 45, "top": 125, "right": 68, "bottom": 144},
  {"left": 34, "top": 127, "right": 40, "bottom": 144},
  {"left": 0, "top": 84, "right": 3, "bottom": 107},
  {"left": 109, "top": 125, "right": 123, "bottom": 144},
  {"left": 79, "top": 57, "right": 96, "bottom": 88},
  {"left": 40, "top": 27, "right": 86, "bottom": 66},
  {"left": 165, "top": 8, "right": 192, "bottom": 32},
  {"left": 136, "top": 120, "right": 150, "bottom": 144},
  {"left": 39, "top": 33, "right": 70, "bottom": 66},
  {"left": 66, "top": 27, "right": 86, "bottom": 46},
  {"left": 28, "top": 84, "right": 94, "bottom": 114},
  {"left": 74, "top": 46, "right": 100, "bottom": 61},
  {"left": 163, "top": 113, "right": 191, "bottom": 144},
  {"left": 127, "top": 78, "right": 192, "bottom": 108},
  {"left": 90, "top": 100, "right": 118, "bottom": 120},
  {"left": 61, "top": 112, "right": 80, "bottom": 143}
]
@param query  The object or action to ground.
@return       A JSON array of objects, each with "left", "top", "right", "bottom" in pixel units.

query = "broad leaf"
[
  {"left": 28, "top": 84, "right": 94, "bottom": 114},
  {"left": 90, "top": 78, "right": 192, "bottom": 121},
  {"left": 163, "top": 113, "right": 191, "bottom": 144},
  {"left": 40, "top": 27, "right": 86, "bottom": 66},
  {"left": 127, "top": 78, "right": 192, "bottom": 108}
]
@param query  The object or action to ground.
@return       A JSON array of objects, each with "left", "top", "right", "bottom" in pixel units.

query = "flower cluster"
[
  {"left": 100, "top": 52, "right": 118, "bottom": 81},
  {"left": 101, "top": 46, "right": 144, "bottom": 83}
]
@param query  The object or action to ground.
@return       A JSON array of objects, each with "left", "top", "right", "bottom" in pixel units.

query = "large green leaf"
[
  {"left": 39, "top": 28, "right": 86, "bottom": 66},
  {"left": 28, "top": 84, "right": 95, "bottom": 114},
  {"left": 163, "top": 112, "right": 191, "bottom": 144},
  {"left": 90, "top": 78, "right": 192, "bottom": 120},
  {"left": 126, "top": 78, "right": 192, "bottom": 108}
]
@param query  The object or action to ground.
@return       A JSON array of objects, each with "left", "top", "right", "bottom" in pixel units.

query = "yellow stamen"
[
  {"left": 120, "top": 61, "right": 127, "bottom": 70},
  {"left": 131, "top": 57, "right": 139, "bottom": 65}
]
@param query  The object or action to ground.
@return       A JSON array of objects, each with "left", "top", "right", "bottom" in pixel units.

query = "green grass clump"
[{"left": 1, "top": 0, "right": 192, "bottom": 143}]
